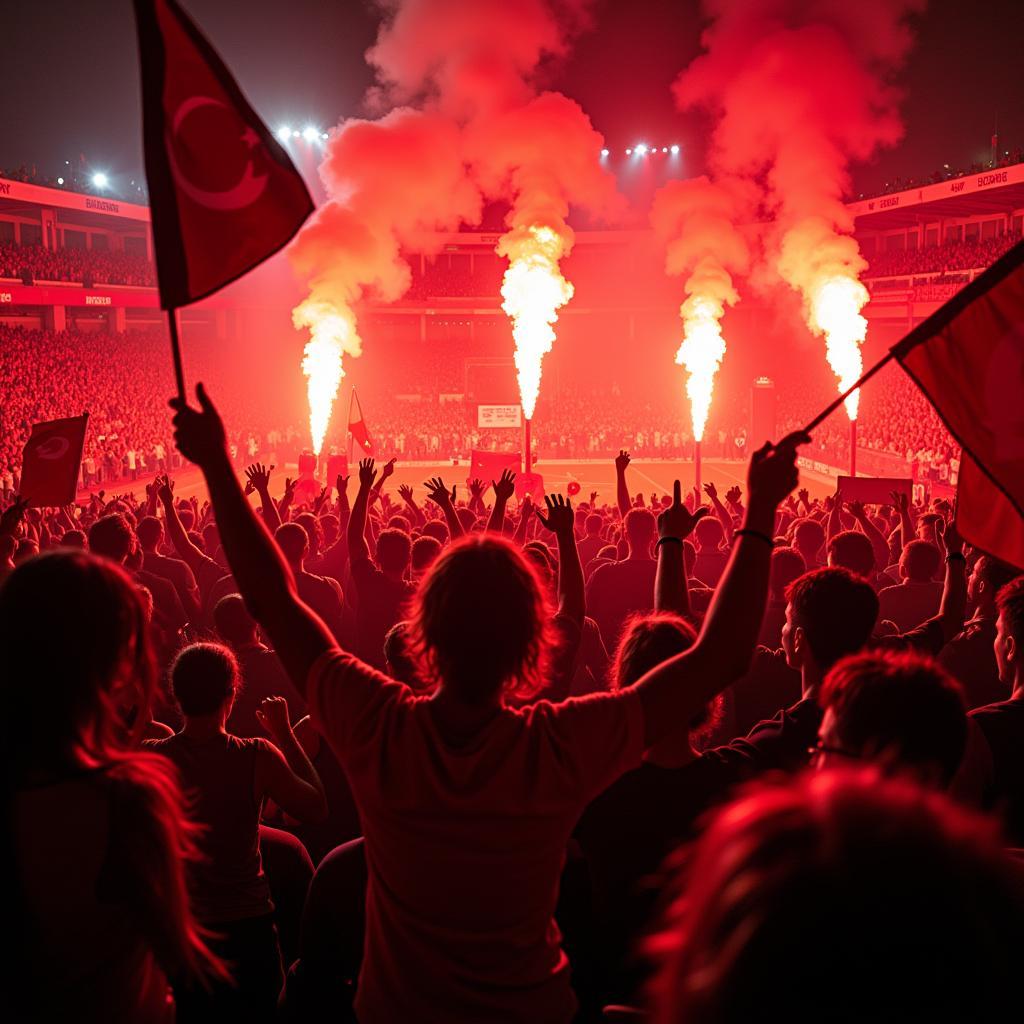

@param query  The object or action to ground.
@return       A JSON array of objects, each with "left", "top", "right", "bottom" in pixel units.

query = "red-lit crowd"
[
  {"left": 0, "top": 241, "right": 156, "bottom": 286},
  {"left": 866, "top": 231, "right": 1022, "bottom": 278},
  {"left": 5, "top": 380, "right": 1024, "bottom": 1022}
]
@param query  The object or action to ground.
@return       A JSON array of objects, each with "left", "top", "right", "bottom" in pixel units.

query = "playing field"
[{"left": 119, "top": 457, "right": 837, "bottom": 507}]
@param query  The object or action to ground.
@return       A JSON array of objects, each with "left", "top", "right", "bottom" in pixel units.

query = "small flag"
[
  {"left": 133, "top": 0, "right": 313, "bottom": 309},
  {"left": 349, "top": 389, "right": 374, "bottom": 454},
  {"left": 468, "top": 450, "right": 521, "bottom": 491},
  {"left": 893, "top": 241, "right": 1024, "bottom": 567},
  {"left": 20, "top": 415, "right": 89, "bottom": 507}
]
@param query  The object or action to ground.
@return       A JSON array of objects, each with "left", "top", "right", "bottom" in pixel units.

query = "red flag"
[
  {"left": 134, "top": 0, "right": 313, "bottom": 308},
  {"left": 892, "top": 241, "right": 1024, "bottom": 567},
  {"left": 468, "top": 450, "right": 521, "bottom": 491},
  {"left": 349, "top": 389, "right": 373, "bottom": 454},
  {"left": 20, "top": 415, "right": 89, "bottom": 507}
]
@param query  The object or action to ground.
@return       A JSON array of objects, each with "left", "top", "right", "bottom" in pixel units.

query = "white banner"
[{"left": 478, "top": 404, "right": 522, "bottom": 428}]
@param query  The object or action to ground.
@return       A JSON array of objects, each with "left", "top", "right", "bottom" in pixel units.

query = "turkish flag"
[
  {"left": 20, "top": 415, "right": 89, "bottom": 507},
  {"left": 893, "top": 240, "right": 1024, "bottom": 568},
  {"left": 468, "top": 451, "right": 522, "bottom": 493},
  {"left": 349, "top": 390, "right": 373, "bottom": 454},
  {"left": 134, "top": 0, "right": 313, "bottom": 308}
]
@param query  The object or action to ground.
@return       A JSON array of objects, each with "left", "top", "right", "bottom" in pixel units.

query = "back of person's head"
[
  {"left": 820, "top": 651, "right": 967, "bottom": 786},
  {"left": 275, "top": 522, "right": 308, "bottom": 566},
  {"left": 585, "top": 513, "right": 602, "bottom": 537},
  {"left": 784, "top": 567, "right": 878, "bottom": 672},
  {"left": 970, "top": 555, "right": 1020, "bottom": 613},
  {"left": 522, "top": 541, "right": 555, "bottom": 589},
  {"left": 383, "top": 621, "right": 417, "bottom": 683},
  {"left": 388, "top": 514, "right": 411, "bottom": 533},
  {"left": 88, "top": 513, "right": 135, "bottom": 563},
  {"left": 793, "top": 518, "right": 825, "bottom": 557},
  {"left": 409, "top": 534, "right": 553, "bottom": 703},
  {"left": 995, "top": 575, "right": 1024, "bottom": 685},
  {"left": 170, "top": 642, "right": 240, "bottom": 718},
  {"left": 213, "top": 593, "right": 258, "bottom": 647},
  {"left": 136, "top": 515, "right": 163, "bottom": 551},
  {"left": 769, "top": 546, "right": 805, "bottom": 600},
  {"left": 59, "top": 529, "right": 86, "bottom": 550},
  {"left": 901, "top": 539, "right": 941, "bottom": 582},
  {"left": 649, "top": 770, "right": 1024, "bottom": 1024},
  {"left": 296, "top": 512, "right": 321, "bottom": 551},
  {"left": 422, "top": 519, "right": 449, "bottom": 546},
  {"left": 624, "top": 507, "right": 656, "bottom": 553},
  {"left": 201, "top": 522, "right": 220, "bottom": 556},
  {"left": 827, "top": 530, "right": 874, "bottom": 578},
  {"left": 0, "top": 550, "right": 155, "bottom": 769},
  {"left": 917, "top": 511, "right": 941, "bottom": 539},
  {"left": 455, "top": 507, "right": 477, "bottom": 532},
  {"left": 411, "top": 535, "right": 441, "bottom": 575},
  {"left": 177, "top": 505, "right": 195, "bottom": 532},
  {"left": 694, "top": 517, "right": 724, "bottom": 551},
  {"left": 377, "top": 527, "right": 412, "bottom": 574}
]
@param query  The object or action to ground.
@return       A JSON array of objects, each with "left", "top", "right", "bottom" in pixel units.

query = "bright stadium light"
[
  {"left": 670, "top": 144, "right": 680, "bottom": 154},
  {"left": 57, "top": 177, "right": 64, "bottom": 185},
  {"left": 625, "top": 148, "right": 633, "bottom": 155},
  {"left": 92, "top": 172, "right": 109, "bottom": 189},
  {"left": 276, "top": 125, "right": 291, "bottom": 142},
  {"left": 321, "top": 132, "right": 329, "bottom": 140},
  {"left": 661, "top": 147, "right": 668, "bottom": 153},
  {"left": 302, "top": 125, "right": 319, "bottom": 142},
  {"left": 635, "top": 143, "right": 648, "bottom": 156},
  {"left": 600, "top": 148, "right": 609, "bottom": 157}
]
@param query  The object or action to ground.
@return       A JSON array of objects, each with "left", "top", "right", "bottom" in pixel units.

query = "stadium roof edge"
[{"left": 0, "top": 177, "right": 150, "bottom": 226}]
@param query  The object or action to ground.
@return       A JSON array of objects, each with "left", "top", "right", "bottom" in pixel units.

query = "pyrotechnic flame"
[
  {"left": 676, "top": 293, "right": 728, "bottom": 443},
  {"left": 499, "top": 225, "right": 574, "bottom": 420},
  {"left": 293, "top": 299, "right": 360, "bottom": 455},
  {"left": 809, "top": 276, "right": 869, "bottom": 420}
]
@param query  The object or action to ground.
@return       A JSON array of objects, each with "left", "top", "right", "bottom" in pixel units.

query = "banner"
[
  {"left": 469, "top": 450, "right": 521, "bottom": 488},
  {"left": 478, "top": 404, "right": 522, "bottom": 429},
  {"left": 20, "top": 415, "right": 89, "bottom": 506}
]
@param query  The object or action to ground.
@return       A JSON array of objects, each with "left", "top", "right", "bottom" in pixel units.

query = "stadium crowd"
[
  {"left": 5, "top": 380, "right": 1024, "bottom": 1022},
  {"left": 858, "top": 147, "right": 1024, "bottom": 198},
  {"left": 0, "top": 241, "right": 156, "bottom": 286},
  {"left": 1, "top": 161, "right": 149, "bottom": 201},
  {"left": 866, "top": 231, "right": 1022, "bottom": 279}
]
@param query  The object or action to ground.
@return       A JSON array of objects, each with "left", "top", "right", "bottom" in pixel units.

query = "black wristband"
[
  {"left": 945, "top": 552, "right": 966, "bottom": 563},
  {"left": 735, "top": 528, "right": 775, "bottom": 547},
  {"left": 656, "top": 536, "right": 684, "bottom": 548}
]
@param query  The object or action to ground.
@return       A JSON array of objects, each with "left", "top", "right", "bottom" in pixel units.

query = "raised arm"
[
  {"left": 703, "top": 481, "right": 734, "bottom": 544},
  {"left": 397, "top": 483, "right": 425, "bottom": 527},
  {"left": 347, "top": 459, "right": 377, "bottom": 567},
  {"left": 370, "top": 458, "right": 396, "bottom": 503},
  {"left": 245, "top": 462, "right": 281, "bottom": 534},
  {"left": 615, "top": 450, "right": 631, "bottom": 519},
  {"left": 656, "top": 480, "right": 709, "bottom": 619},
  {"left": 513, "top": 493, "right": 534, "bottom": 545},
  {"left": 425, "top": 477, "right": 464, "bottom": 539},
  {"left": 156, "top": 475, "right": 212, "bottom": 580},
  {"left": 170, "top": 385, "right": 335, "bottom": 694},
  {"left": 892, "top": 489, "right": 916, "bottom": 550},
  {"left": 254, "top": 696, "right": 327, "bottom": 822},
  {"left": 468, "top": 479, "right": 487, "bottom": 517},
  {"left": 826, "top": 493, "right": 843, "bottom": 543},
  {"left": 487, "top": 470, "right": 516, "bottom": 535},
  {"left": 934, "top": 518, "right": 968, "bottom": 641},
  {"left": 536, "top": 494, "right": 585, "bottom": 627},
  {"left": 632, "top": 433, "right": 808, "bottom": 747},
  {"left": 847, "top": 500, "right": 891, "bottom": 574}
]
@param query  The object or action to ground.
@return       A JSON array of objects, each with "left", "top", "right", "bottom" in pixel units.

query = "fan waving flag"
[
  {"left": 348, "top": 389, "right": 374, "bottom": 455},
  {"left": 20, "top": 415, "right": 89, "bottom": 507},
  {"left": 892, "top": 240, "right": 1024, "bottom": 568},
  {"left": 133, "top": 0, "right": 313, "bottom": 309}
]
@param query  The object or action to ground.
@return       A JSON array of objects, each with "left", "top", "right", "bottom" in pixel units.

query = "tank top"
[{"left": 148, "top": 732, "right": 273, "bottom": 923}]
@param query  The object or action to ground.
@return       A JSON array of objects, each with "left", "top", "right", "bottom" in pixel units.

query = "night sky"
[{"left": 3, "top": 0, "right": 1022, "bottom": 199}]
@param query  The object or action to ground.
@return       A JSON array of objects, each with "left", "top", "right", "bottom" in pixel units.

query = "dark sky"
[{"left": 2, "top": 0, "right": 1022, "bottom": 198}]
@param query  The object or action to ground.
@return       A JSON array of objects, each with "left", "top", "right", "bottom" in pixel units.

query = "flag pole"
[
  {"left": 802, "top": 352, "right": 896, "bottom": 434},
  {"left": 347, "top": 386, "right": 355, "bottom": 466},
  {"left": 167, "top": 308, "right": 186, "bottom": 401}
]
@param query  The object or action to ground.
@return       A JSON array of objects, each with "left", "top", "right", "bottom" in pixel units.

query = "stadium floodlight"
[
  {"left": 661, "top": 147, "right": 668, "bottom": 153},
  {"left": 321, "top": 132, "right": 329, "bottom": 140},
  {"left": 670, "top": 144, "right": 680, "bottom": 154},
  {"left": 276, "top": 125, "right": 292, "bottom": 142},
  {"left": 635, "top": 143, "right": 648, "bottom": 156},
  {"left": 92, "top": 172, "right": 109, "bottom": 189},
  {"left": 625, "top": 148, "right": 632, "bottom": 155},
  {"left": 302, "top": 125, "right": 319, "bottom": 142},
  {"left": 600, "top": 148, "right": 609, "bottom": 157},
  {"left": 57, "top": 177, "right": 64, "bottom": 185}
]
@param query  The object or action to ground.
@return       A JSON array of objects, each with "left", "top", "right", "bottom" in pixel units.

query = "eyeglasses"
[{"left": 807, "top": 741, "right": 864, "bottom": 763}]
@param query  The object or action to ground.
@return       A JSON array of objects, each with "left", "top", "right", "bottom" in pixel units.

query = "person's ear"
[
  {"left": 1007, "top": 634, "right": 1017, "bottom": 668},
  {"left": 792, "top": 625, "right": 808, "bottom": 665}
]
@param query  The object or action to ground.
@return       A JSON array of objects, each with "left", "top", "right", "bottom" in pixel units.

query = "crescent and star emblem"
[
  {"left": 167, "top": 96, "right": 269, "bottom": 211},
  {"left": 36, "top": 437, "right": 70, "bottom": 460}
]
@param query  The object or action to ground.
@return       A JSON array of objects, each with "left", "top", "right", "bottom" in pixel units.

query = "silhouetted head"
[
  {"left": 136, "top": 515, "right": 163, "bottom": 552},
  {"left": 88, "top": 513, "right": 135, "bottom": 564},
  {"left": 995, "top": 575, "right": 1024, "bottom": 687},
  {"left": 377, "top": 528, "right": 412, "bottom": 575},
  {"left": 818, "top": 651, "right": 967, "bottom": 787},
  {"left": 650, "top": 771, "right": 1024, "bottom": 1024},
  {"left": 900, "top": 539, "right": 941, "bottom": 583},
  {"left": 170, "top": 642, "right": 240, "bottom": 719},
  {"left": 408, "top": 534, "right": 553, "bottom": 704},
  {"left": 968, "top": 555, "right": 1019, "bottom": 617},
  {"left": 422, "top": 520, "right": 449, "bottom": 546},
  {"left": 411, "top": 535, "right": 442, "bottom": 576},
  {"left": 624, "top": 508, "right": 656, "bottom": 555},
  {"left": 793, "top": 518, "right": 825, "bottom": 562},
  {"left": 213, "top": 593, "right": 258, "bottom": 648},
  {"left": 769, "top": 546, "right": 806, "bottom": 601},
  {"left": 694, "top": 517, "right": 724, "bottom": 551},
  {"left": 295, "top": 512, "right": 321, "bottom": 554},
  {"left": 0, "top": 550, "right": 156, "bottom": 770},
  {"left": 59, "top": 529, "right": 86, "bottom": 550},
  {"left": 585, "top": 513, "right": 602, "bottom": 537},
  {"left": 827, "top": 530, "right": 874, "bottom": 578},
  {"left": 275, "top": 522, "right": 308, "bottom": 568},
  {"left": 782, "top": 567, "right": 878, "bottom": 676},
  {"left": 383, "top": 621, "right": 417, "bottom": 683}
]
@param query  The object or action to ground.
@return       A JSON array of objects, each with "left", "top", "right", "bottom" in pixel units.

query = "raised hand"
[
  {"left": 358, "top": 458, "right": 377, "bottom": 489},
  {"left": 660, "top": 480, "right": 710, "bottom": 540},
  {"left": 747, "top": 432, "right": 809, "bottom": 509},
  {"left": 469, "top": 478, "right": 485, "bottom": 499},
  {"left": 536, "top": 493, "right": 574, "bottom": 536},
  {"left": 313, "top": 487, "right": 329, "bottom": 513},
  {"left": 703, "top": 481, "right": 718, "bottom": 501},
  {"left": 936, "top": 516, "right": 964, "bottom": 557},
  {"left": 255, "top": 695, "right": 292, "bottom": 741},
  {"left": 425, "top": 477, "right": 455, "bottom": 507},
  {"left": 615, "top": 450, "right": 631, "bottom": 473},
  {"left": 155, "top": 474, "right": 175, "bottom": 506},
  {"left": 589, "top": 490, "right": 598, "bottom": 506},
  {"left": 890, "top": 490, "right": 909, "bottom": 513},
  {"left": 847, "top": 499, "right": 866, "bottom": 520},
  {"left": 725, "top": 485, "right": 742, "bottom": 506},
  {"left": 379, "top": 458, "right": 396, "bottom": 482},
  {"left": 169, "top": 383, "right": 227, "bottom": 468},
  {"left": 398, "top": 483, "right": 415, "bottom": 505},
  {"left": 245, "top": 462, "right": 273, "bottom": 493},
  {"left": 797, "top": 487, "right": 810, "bottom": 508},
  {"left": 493, "top": 469, "right": 516, "bottom": 503}
]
